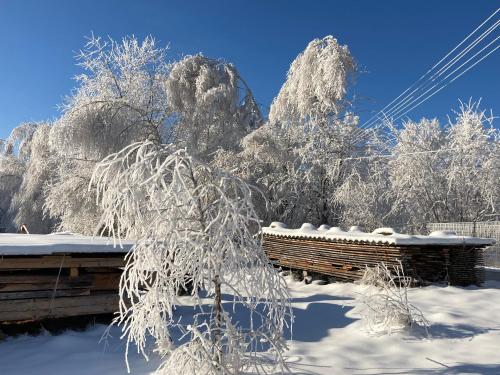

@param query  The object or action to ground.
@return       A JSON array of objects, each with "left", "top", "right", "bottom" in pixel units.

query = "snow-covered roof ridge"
[
  {"left": 0, "top": 233, "right": 134, "bottom": 256},
  {"left": 263, "top": 222, "right": 496, "bottom": 246}
]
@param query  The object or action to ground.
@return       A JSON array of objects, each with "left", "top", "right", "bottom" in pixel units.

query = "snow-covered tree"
[
  {"left": 92, "top": 141, "right": 291, "bottom": 374},
  {"left": 387, "top": 101, "right": 498, "bottom": 230},
  {"left": 0, "top": 123, "right": 40, "bottom": 230},
  {"left": 44, "top": 35, "right": 172, "bottom": 234},
  {"left": 1, "top": 122, "right": 39, "bottom": 161},
  {"left": 9, "top": 124, "right": 58, "bottom": 233},
  {"left": 335, "top": 157, "right": 397, "bottom": 231},
  {"left": 0, "top": 154, "right": 24, "bottom": 230},
  {"left": 56, "top": 34, "right": 171, "bottom": 154},
  {"left": 444, "top": 101, "right": 499, "bottom": 222},
  {"left": 269, "top": 35, "right": 356, "bottom": 125},
  {"left": 165, "top": 54, "right": 262, "bottom": 160},
  {"left": 42, "top": 35, "right": 261, "bottom": 233},
  {"left": 218, "top": 36, "right": 360, "bottom": 227},
  {"left": 388, "top": 117, "right": 447, "bottom": 229}
]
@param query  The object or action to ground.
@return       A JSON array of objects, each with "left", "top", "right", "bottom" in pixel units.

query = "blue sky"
[{"left": 0, "top": 0, "right": 498, "bottom": 139}]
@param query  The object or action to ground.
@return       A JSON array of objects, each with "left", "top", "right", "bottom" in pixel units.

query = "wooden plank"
[
  {"left": 0, "top": 274, "right": 92, "bottom": 284},
  {"left": 0, "top": 294, "right": 119, "bottom": 322},
  {"left": 0, "top": 272, "right": 121, "bottom": 292},
  {"left": 70, "top": 267, "right": 79, "bottom": 278},
  {"left": 0, "top": 288, "right": 90, "bottom": 300},
  {"left": 0, "top": 273, "right": 121, "bottom": 292},
  {"left": 0, "top": 256, "right": 125, "bottom": 270},
  {"left": 90, "top": 273, "right": 121, "bottom": 291}
]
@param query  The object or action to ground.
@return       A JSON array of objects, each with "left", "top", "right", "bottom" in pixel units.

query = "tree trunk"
[{"left": 213, "top": 275, "right": 223, "bottom": 367}]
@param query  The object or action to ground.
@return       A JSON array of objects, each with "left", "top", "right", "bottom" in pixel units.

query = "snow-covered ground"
[{"left": 2, "top": 278, "right": 500, "bottom": 374}]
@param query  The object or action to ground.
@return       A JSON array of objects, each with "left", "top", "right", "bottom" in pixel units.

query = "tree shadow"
[
  {"left": 291, "top": 294, "right": 354, "bottom": 303},
  {"left": 346, "top": 363, "right": 500, "bottom": 374},
  {"left": 170, "top": 292, "right": 357, "bottom": 349},
  {"left": 289, "top": 302, "right": 356, "bottom": 342},
  {"left": 428, "top": 323, "right": 496, "bottom": 339},
  {"left": 404, "top": 322, "right": 498, "bottom": 341}
]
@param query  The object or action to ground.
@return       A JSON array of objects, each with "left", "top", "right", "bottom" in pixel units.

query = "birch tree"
[
  {"left": 218, "top": 36, "right": 360, "bottom": 227},
  {"left": 165, "top": 54, "right": 262, "bottom": 161},
  {"left": 44, "top": 35, "right": 171, "bottom": 234},
  {"left": 92, "top": 141, "right": 291, "bottom": 374}
]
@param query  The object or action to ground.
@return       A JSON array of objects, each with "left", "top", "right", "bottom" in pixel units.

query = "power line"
[
  {"left": 386, "top": 36, "right": 500, "bottom": 125},
  {"left": 383, "top": 35, "right": 500, "bottom": 125},
  {"left": 360, "top": 8, "right": 499, "bottom": 130},
  {"left": 334, "top": 147, "right": 463, "bottom": 163},
  {"left": 347, "top": 9, "right": 500, "bottom": 148}
]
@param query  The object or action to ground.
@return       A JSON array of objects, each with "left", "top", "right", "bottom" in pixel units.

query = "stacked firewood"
[{"left": 263, "top": 234, "right": 485, "bottom": 286}]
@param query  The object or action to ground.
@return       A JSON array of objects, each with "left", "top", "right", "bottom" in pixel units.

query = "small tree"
[
  {"left": 92, "top": 141, "right": 291, "bottom": 374},
  {"left": 357, "top": 263, "right": 429, "bottom": 336}
]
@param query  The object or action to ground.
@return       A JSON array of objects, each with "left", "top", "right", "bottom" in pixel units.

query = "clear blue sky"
[{"left": 0, "top": 0, "right": 498, "bottom": 139}]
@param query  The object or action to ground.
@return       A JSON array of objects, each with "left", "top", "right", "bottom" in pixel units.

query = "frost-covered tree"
[
  {"left": 42, "top": 35, "right": 261, "bottom": 233},
  {"left": 56, "top": 34, "right": 171, "bottom": 154},
  {"left": 0, "top": 123, "right": 40, "bottom": 230},
  {"left": 1, "top": 122, "right": 39, "bottom": 161},
  {"left": 389, "top": 101, "right": 498, "bottom": 229},
  {"left": 165, "top": 54, "right": 262, "bottom": 160},
  {"left": 92, "top": 141, "right": 291, "bottom": 374},
  {"left": 335, "top": 157, "right": 397, "bottom": 231},
  {"left": 389, "top": 118, "right": 446, "bottom": 229},
  {"left": 9, "top": 124, "right": 58, "bottom": 233},
  {"left": 444, "top": 101, "right": 499, "bottom": 222},
  {"left": 44, "top": 35, "right": 172, "bottom": 234},
  {"left": 0, "top": 155, "right": 24, "bottom": 230},
  {"left": 218, "top": 36, "right": 360, "bottom": 227},
  {"left": 269, "top": 35, "right": 356, "bottom": 125}
]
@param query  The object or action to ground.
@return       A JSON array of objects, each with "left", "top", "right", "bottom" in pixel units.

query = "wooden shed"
[
  {"left": 0, "top": 233, "right": 132, "bottom": 324},
  {"left": 262, "top": 223, "right": 495, "bottom": 286}
]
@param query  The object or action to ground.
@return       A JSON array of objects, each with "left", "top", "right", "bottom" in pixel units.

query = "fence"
[{"left": 428, "top": 221, "right": 500, "bottom": 268}]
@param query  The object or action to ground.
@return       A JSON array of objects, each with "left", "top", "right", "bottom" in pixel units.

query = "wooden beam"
[
  {"left": 0, "top": 255, "right": 125, "bottom": 270},
  {"left": 0, "top": 294, "right": 119, "bottom": 322},
  {"left": 0, "top": 288, "right": 90, "bottom": 301}
]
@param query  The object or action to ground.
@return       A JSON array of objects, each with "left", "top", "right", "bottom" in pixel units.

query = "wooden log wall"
[
  {"left": 263, "top": 235, "right": 484, "bottom": 286},
  {"left": 0, "top": 253, "right": 125, "bottom": 323}
]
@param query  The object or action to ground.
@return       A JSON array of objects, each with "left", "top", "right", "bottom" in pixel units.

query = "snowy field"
[{"left": 1, "top": 278, "right": 500, "bottom": 375}]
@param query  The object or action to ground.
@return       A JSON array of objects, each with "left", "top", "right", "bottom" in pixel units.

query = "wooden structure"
[
  {"left": 0, "top": 233, "right": 131, "bottom": 324},
  {"left": 263, "top": 223, "right": 495, "bottom": 286}
]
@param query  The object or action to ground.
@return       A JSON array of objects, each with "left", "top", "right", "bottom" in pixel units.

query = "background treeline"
[{"left": 0, "top": 35, "right": 498, "bottom": 234}]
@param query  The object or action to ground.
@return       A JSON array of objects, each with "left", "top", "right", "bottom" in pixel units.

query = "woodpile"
[
  {"left": 263, "top": 231, "right": 488, "bottom": 286},
  {"left": 0, "top": 253, "right": 125, "bottom": 323}
]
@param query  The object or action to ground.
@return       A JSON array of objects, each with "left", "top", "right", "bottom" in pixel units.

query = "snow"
[
  {"left": 0, "top": 325, "right": 159, "bottom": 375},
  {"left": 0, "top": 233, "right": 133, "bottom": 256},
  {"left": 264, "top": 222, "right": 496, "bottom": 246},
  {"left": 2, "top": 278, "right": 500, "bottom": 374},
  {"left": 0, "top": 279, "right": 500, "bottom": 375}
]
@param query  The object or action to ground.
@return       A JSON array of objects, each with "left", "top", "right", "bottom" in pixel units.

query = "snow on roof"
[
  {"left": 0, "top": 233, "right": 133, "bottom": 256},
  {"left": 262, "top": 222, "right": 496, "bottom": 246}
]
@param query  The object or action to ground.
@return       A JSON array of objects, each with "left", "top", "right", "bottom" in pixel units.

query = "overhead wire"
[{"left": 345, "top": 9, "right": 499, "bottom": 149}]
